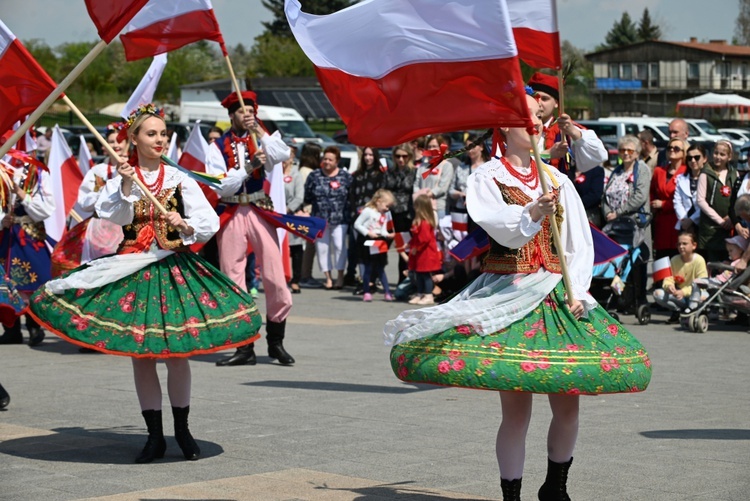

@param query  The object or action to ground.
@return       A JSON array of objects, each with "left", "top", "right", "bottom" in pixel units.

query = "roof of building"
[{"left": 587, "top": 39, "right": 750, "bottom": 58}]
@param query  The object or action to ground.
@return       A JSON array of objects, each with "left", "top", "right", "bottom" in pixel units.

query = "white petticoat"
[{"left": 383, "top": 270, "right": 596, "bottom": 347}]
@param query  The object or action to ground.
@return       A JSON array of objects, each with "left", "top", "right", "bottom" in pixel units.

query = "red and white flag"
[
  {"left": 121, "top": 53, "right": 167, "bottom": 119},
  {"left": 179, "top": 123, "right": 222, "bottom": 205},
  {"left": 451, "top": 212, "right": 469, "bottom": 232},
  {"left": 507, "top": 0, "right": 561, "bottom": 70},
  {"left": 285, "top": 0, "right": 532, "bottom": 148},
  {"left": 45, "top": 125, "right": 84, "bottom": 242},
  {"left": 0, "top": 20, "right": 58, "bottom": 138},
  {"left": 3, "top": 120, "right": 38, "bottom": 152},
  {"left": 120, "top": 0, "right": 226, "bottom": 61},
  {"left": 78, "top": 135, "right": 94, "bottom": 175},
  {"left": 85, "top": 0, "right": 150, "bottom": 43},
  {"left": 394, "top": 232, "right": 411, "bottom": 253},
  {"left": 653, "top": 256, "right": 672, "bottom": 283}
]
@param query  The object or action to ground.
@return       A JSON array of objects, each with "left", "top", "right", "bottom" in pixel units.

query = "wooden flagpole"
[
  {"left": 61, "top": 95, "right": 168, "bottom": 215},
  {"left": 0, "top": 40, "right": 108, "bottom": 159},
  {"left": 529, "top": 131, "right": 574, "bottom": 306}
]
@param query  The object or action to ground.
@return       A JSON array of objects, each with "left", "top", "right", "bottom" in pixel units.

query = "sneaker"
[
  {"left": 384, "top": 293, "right": 394, "bottom": 302},
  {"left": 300, "top": 278, "right": 324, "bottom": 289},
  {"left": 408, "top": 295, "right": 423, "bottom": 305},
  {"left": 250, "top": 287, "right": 259, "bottom": 298},
  {"left": 363, "top": 293, "right": 373, "bottom": 302},
  {"left": 417, "top": 294, "right": 435, "bottom": 305}
]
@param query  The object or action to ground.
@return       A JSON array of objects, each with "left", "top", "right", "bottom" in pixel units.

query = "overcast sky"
[{"left": 0, "top": 0, "right": 739, "bottom": 54}]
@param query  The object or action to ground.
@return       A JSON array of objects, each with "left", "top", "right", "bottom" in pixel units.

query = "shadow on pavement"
[
  {"left": 0, "top": 426, "right": 224, "bottom": 464},
  {"left": 640, "top": 429, "right": 750, "bottom": 440},
  {"left": 242, "top": 380, "right": 441, "bottom": 394},
  {"left": 313, "top": 480, "right": 488, "bottom": 500}
]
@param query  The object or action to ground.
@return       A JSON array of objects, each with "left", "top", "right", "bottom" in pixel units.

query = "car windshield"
[
  {"left": 695, "top": 121, "right": 720, "bottom": 135},
  {"left": 275, "top": 120, "right": 316, "bottom": 138}
]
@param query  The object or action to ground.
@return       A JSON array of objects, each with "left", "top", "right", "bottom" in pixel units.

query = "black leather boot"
[
  {"left": 135, "top": 409, "right": 167, "bottom": 463},
  {"left": 501, "top": 478, "right": 522, "bottom": 501},
  {"left": 26, "top": 314, "right": 45, "bottom": 347},
  {"left": 215, "top": 344, "right": 256, "bottom": 366},
  {"left": 267, "top": 320, "right": 294, "bottom": 365},
  {"left": 538, "top": 457, "right": 573, "bottom": 501},
  {"left": 0, "top": 382, "right": 9, "bottom": 409},
  {"left": 172, "top": 406, "right": 200, "bottom": 460},
  {"left": 0, "top": 319, "right": 22, "bottom": 345}
]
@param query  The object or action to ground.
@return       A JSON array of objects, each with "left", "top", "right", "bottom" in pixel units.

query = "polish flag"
[
  {"left": 78, "top": 135, "right": 94, "bottom": 175},
  {"left": 507, "top": 0, "right": 561, "bottom": 70},
  {"left": 178, "top": 123, "right": 220, "bottom": 206},
  {"left": 45, "top": 125, "right": 84, "bottom": 242},
  {"left": 120, "top": 0, "right": 227, "bottom": 61},
  {"left": 451, "top": 213, "right": 469, "bottom": 232},
  {"left": 285, "top": 0, "right": 532, "bottom": 148},
  {"left": 0, "top": 20, "right": 58, "bottom": 140},
  {"left": 166, "top": 132, "right": 180, "bottom": 163},
  {"left": 85, "top": 0, "right": 150, "bottom": 43},
  {"left": 653, "top": 256, "right": 672, "bottom": 283},
  {"left": 367, "top": 239, "right": 390, "bottom": 255},
  {"left": 121, "top": 53, "right": 167, "bottom": 119},
  {"left": 394, "top": 232, "right": 411, "bottom": 253}
]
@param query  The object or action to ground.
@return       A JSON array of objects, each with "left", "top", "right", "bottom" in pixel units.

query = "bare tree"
[{"left": 736, "top": 0, "right": 750, "bottom": 45}]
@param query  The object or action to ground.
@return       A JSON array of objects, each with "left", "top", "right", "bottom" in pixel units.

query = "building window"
[
  {"left": 621, "top": 64, "right": 633, "bottom": 80},
  {"left": 650, "top": 63, "right": 659, "bottom": 87},
  {"left": 609, "top": 63, "right": 620, "bottom": 79},
  {"left": 636, "top": 63, "right": 648, "bottom": 80},
  {"left": 688, "top": 63, "right": 699, "bottom": 79}
]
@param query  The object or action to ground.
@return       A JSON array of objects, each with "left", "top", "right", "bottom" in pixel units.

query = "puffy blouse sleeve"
[
  {"left": 466, "top": 163, "right": 542, "bottom": 249},
  {"left": 180, "top": 176, "right": 219, "bottom": 244}
]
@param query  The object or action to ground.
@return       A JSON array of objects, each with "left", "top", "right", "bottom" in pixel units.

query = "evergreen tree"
[
  {"left": 637, "top": 8, "right": 661, "bottom": 41},
  {"left": 736, "top": 0, "right": 750, "bottom": 45},
  {"left": 260, "top": 0, "right": 353, "bottom": 38},
  {"left": 603, "top": 12, "right": 639, "bottom": 49}
]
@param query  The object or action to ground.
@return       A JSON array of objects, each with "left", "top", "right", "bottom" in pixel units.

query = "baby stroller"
[
  {"left": 592, "top": 214, "right": 653, "bottom": 324},
  {"left": 680, "top": 262, "right": 750, "bottom": 333}
]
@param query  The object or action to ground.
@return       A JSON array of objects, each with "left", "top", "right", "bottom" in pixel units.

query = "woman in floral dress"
[
  {"left": 384, "top": 94, "right": 651, "bottom": 501},
  {"left": 29, "top": 105, "right": 262, "bottom": 464}
]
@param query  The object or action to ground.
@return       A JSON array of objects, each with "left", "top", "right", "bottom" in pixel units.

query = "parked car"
[
  {"left": 718, "top": 128, "right": 750, "bottom": 151},
  {"left": 595, "top": 117, "right": 671, "bottom": 149}
]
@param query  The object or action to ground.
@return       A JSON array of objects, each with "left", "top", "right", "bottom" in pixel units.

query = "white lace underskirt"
[{"left": 383, "top": 270, "right": 594, "bottom": 347}]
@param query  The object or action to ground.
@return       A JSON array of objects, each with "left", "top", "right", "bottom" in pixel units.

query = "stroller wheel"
[
  {"left": 608, "top": 310, "right": 620, "bottom": 322},
  {"left": 636, "top": 304, "right": 650, "bottom": 325},
  {"left": 695, "top": 314, "right": 709, "bottom": 333}
]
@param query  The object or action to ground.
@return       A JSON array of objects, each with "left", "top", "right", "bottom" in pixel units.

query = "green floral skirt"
[
  {"left": 390, "top": 282, "right": 651, "bottom": 394},
  {"left": 30, "top": 253, "right": 262, "bottom": 358}
]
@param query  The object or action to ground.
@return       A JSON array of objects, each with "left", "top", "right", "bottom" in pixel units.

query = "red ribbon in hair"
[{"left": 421, "top": 143, "right": 449, "bottom": 179}]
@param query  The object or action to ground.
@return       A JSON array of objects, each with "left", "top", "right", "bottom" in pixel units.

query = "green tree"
[
  {"left": 600, "top": 12, "right": 639, "bottom": 50},
  {"left": 637, "top": 8, "right": 661, "bottom": 41},
  {"left": 736, "top": 0, "right": 750, "bottom": 45},
  {"left": 260, "top": 0, "right": 353, "bottom": 38},
  {"left": 23, "top": 39, "right": 59, "bottom": 81},
  {"left": 248, "top": 33, "right": 315, "bottom": 77}
]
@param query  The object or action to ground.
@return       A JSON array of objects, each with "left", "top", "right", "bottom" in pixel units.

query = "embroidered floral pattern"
[{"left": 390, "top": 282, "right": 651, "bottom": 395}]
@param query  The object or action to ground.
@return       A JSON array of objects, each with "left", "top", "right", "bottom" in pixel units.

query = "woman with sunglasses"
[
  {"left": 384, "top": 144, "right": 417, "bottom": 283},
  {"left": 674, "top": 144, "right": 706, "bottom": 235},
  {"left": 697, "top": 139, "right": 737, "bottom": 262},
  {"left": 650, "top": 138, "right": 688, "bottom": 261}
]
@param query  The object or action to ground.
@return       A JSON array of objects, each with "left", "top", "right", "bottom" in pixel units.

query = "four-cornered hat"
[
  {"left": 221, "top": 91, "right": 258, "bottom": 114},
  {"left": 527, "top": 72, "right": 559, "bottom": 102}
]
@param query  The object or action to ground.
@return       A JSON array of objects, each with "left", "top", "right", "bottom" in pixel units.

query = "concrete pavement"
[{"left": 1, "top": 274, "right": 749, "bottom": 500}]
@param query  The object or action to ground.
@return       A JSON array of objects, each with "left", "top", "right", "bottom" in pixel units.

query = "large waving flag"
[
  {"left": 120, "top": 0, "right": 227, "bottom": 61},
  {"left": 285, "top": 0, "right": 532, "bottom": 148},
  {"left": 84, "top": 0, "right": 150, "bottom": 43},
  {"left": 0, "top": 20, "right": 58, "bottom": 137},
  {"left": 121, "top": 53, "right": 167, "bottom": 119},
  {"left": 46, "top": 125, "right": 84, "bottom": 243},
  {"left": 507, "top": 0, "right": 561, "bottom": 70}
]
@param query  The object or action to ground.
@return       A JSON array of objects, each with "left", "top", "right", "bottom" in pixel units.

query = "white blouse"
[
  {"left": 10, "top": 170, "right": 55, "bottom": 222},
  {"left": 77, "top": 162, "right": 118, "bottom": 213}
]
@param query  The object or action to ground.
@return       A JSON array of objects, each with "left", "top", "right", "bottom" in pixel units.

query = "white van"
[
  {"left": 597, "top": 117, "right": 671, "bottom": 147},
  {"left": 180, "top": 101, "right": 320, "bottom": 144}
]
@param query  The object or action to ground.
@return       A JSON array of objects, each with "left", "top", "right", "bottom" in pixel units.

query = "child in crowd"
[
  {"left": 407, "top": 194, "right": 442, "bottom": 305},
  {"left": 653, "top": 231, "right": 707, "bottom": 322},
  {"left": 353, "top": 189, "right": 396, "bottom": 302}
]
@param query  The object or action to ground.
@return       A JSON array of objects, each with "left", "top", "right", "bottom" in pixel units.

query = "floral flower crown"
[
  {"left": 125, "top": 104, "right": 165, "bottom": 128},
  {"left": 106, "top": 122, "right": 126, "bottom": 132}
]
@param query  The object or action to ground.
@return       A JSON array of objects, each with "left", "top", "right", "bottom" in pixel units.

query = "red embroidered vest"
[{"left": 480, "top": 181, "right": 563, "bottom": 275}]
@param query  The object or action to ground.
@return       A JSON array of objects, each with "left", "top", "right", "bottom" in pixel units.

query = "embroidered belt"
[{"left": 220, "top": 191, "right": 274, "bottom": 211}]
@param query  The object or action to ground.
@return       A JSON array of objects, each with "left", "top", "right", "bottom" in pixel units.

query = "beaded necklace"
[
  {"left": 500, "top": 157, "right": 539, "bottom": 190},
  {"left": 135, "top": 164, "right": 165, "bottom": 194}
]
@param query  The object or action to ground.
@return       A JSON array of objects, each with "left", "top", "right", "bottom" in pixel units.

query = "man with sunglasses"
[
  {"left": 658, "top": 119, "right": 691, "bottom": 167},
  {"left": 527, "top": 72, "right": 607, "bottom": 174}
]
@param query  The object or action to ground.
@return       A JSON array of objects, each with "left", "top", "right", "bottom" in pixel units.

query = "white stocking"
[
  {"left": 132, "top": 358, "right": 162, "bottom": 411},
  {"left": 165, "top": 358, "right": 191, "bottom": 409},
  {"left": 496, "top": 392, "right": 533, "bottom": 480},
  {"left": 546, "top": 394, "right": 579, "bottom": 463}
]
